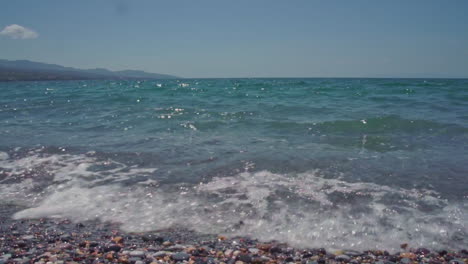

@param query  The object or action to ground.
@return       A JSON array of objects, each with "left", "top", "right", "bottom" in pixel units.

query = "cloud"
[{"left": 0, "top": 24, "right": 39, "bottom": 39}]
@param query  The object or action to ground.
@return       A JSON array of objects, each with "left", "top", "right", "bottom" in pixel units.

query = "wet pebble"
[
  {"left": 416, "top": 248, "right": 431, "bottom": 255},
  {"left": 237, "top": 254, "right": 253, "bottom": 263},
  {"left": 129, "top": 250, "right": 146, "bottom": 257},
  {"left": 104, "top": 244, "right": 122, "bottom": 252},
  {"left": 167, "top": 244, "right": 187, "bottom": 251},
  {"left": 154, "top": 251, "right": 173, "bottom": 258},
  {"left": 171, "top": 252, "right": 191, "bottom": 261},
  {"left": 400, "top": 258, "right": 411, "bottom": 264},
  {"left": 249, "top": 248, "right": 260, "bottom": 254},
  {"left": 344, "top": 250, "right": 362, "bottom": 257},
  {"left": 335, "top": 254, "right": 351, "bottom": 262}
]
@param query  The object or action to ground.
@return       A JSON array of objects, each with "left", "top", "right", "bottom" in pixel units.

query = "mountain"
[{"left": 0, "top": 59, "right": 179, "bottom": 81}]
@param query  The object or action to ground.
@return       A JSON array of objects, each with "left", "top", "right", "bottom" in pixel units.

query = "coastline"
[{"left": 1, "top": 205, "right": 466, "bottom": 264}]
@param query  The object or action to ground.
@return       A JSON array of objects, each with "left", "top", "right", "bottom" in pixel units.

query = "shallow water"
[{"left": 0, "top": 78, "right": 467, "bottom": 251}]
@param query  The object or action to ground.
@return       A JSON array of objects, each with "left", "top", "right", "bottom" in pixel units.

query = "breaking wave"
[{"left": 1, "top": 150, "right": 466, "bottom": 252}]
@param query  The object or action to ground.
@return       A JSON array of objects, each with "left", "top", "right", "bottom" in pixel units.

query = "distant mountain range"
[{"left": 0, "top": 59, "right": 179, "bottom": 81}]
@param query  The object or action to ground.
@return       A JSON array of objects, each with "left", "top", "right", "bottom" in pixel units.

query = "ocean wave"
[{"left": 1, "top": 150, "right": 465, "bottom": 252}]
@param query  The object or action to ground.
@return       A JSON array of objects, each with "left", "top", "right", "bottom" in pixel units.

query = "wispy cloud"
[{"left": 0, "top": 24, "right": 39, "bottom": 39}]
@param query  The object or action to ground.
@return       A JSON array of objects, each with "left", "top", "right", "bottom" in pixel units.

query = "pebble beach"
[{"left": 1, "top": 207, "right": 466, "bottom": 264}]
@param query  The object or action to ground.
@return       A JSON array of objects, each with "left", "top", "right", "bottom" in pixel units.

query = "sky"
[{"left": 1, "top": 0, "right": 467, "bottom": 78}]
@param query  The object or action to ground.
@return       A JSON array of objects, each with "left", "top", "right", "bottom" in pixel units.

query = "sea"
[{"left": 0, "top": 78, "right": 467, "bottom": 251}]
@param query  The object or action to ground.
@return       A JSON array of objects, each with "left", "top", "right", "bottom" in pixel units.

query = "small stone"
[
  {"left": 225, "top": 249, "right": 234, "bottom": 257},
  {"left": 186, "top": 247, "right": 197, "bottom": 253},
  {"left": 400, "top": 253, "right": 417, "bottom": 260},
  {"left": 148, "top": 246, "right": 162, "bottom": 252},
  {"left": 172, "top": 252, "right": 191, "bottom": 261},
  {"left": 400, "top": 244, "right": 408, "bottom": 250},
  {"left": 400, "top": 258, "right": 411, "bottom": 264},
  {"left": 129, "top": 257, "right": 142, "bottom": 263},
  {"left": 269, "top": 246, "right": 282, "bottom": 254},
  {"left": 416, "top": 248, "right": 430, "bottom": 256},
  {"left": 163, "top": 241, "right": 173, "bottom": 247},
  {"left": 118, "top": 256, "right": 129, "bottom": 263},
  {"left": 89, "top": 241, "right": 99, "bottom": 247},
  {"left": 17, "top": 241, "right": 28, "bottom": 248},
  {"left": 129, "top": 250, "right": 146, "bottom": 258},
  {"left": 445, "top": 255, "right": 455, "bottom": 262},
  {"left": 167, "top": 244, "right": 186, "bottom": 252},
  {"left": 317, "top": 248, "right": 327, "bottom": 255},
  {"left": 142, "top": 235, "right": 164, "bottom": 243},
  {"left": 60, "top": 234, "right": 71, "bottom": 242},
  {"left": 388, "top": 256, "right": 399, "bottom": 263},
  {"left": 249, "top": 248, "right": 260, "bottom": 255},
  {"left": 12, "top": 258, "right": 27, "bottom": 264},
  {"left": 335, "top": 255, "right": 351, "bottom": 262},
  {"left": 112, "top": 236, "right": 124, "bottom": 244},
  {"left": 252, "top": 256, "right": 270, "bottom": 264},
  {"left": 438, "top": 250, "right": 448, "bottom": 256},
  {"left": 238, "top": 254, "right": 252, "bottom": 263},
  {"left": 192, "top": 248, "right": 208, "bottom": 257},
  {"left": 207, "top": 257, "right": 218, "bottom": 264},
  {"left": 104, "top": 244, "right": 122, "bottom": 252},
  {"left": 105, "top": 253, "right": 114, "bottom": 260},
  {"left": 344, "top": 250, "right": 362, "bottom": 257},
  {"left": 153, "top": 251, "right": 173, "bottom": 258},
  {"left": 257, "top": 244, "right": 272, "bottom": 251}
]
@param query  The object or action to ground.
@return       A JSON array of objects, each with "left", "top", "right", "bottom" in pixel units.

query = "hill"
[{"left": 0, "top": 59, "right": 179, "bottom": 81}]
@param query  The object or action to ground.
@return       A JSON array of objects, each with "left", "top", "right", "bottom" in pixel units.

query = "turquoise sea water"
[{"left": 0, "top": 78, "right": 467, "bottom": 250}]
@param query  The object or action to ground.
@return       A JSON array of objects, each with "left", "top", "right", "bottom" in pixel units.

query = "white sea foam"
[
  {"left": 1, "top": 151, "right": 466, "bottom": 251},
  {"left": 0, "top": 150, "right": 157, "bottom": 204},
  {"left": 0, "top": 151, "right": 9, "bottom": 160}
]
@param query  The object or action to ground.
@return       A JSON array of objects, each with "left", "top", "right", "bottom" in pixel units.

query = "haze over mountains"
[{"left": 0, "top": 59, "right": 179, "bottom": 81}]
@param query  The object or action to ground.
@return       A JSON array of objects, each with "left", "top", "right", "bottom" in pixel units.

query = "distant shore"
[{"left": 0, "top": 59, "right": 179, "bottom": 82}]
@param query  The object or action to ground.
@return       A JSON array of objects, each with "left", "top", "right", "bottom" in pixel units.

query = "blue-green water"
[{"left": 0, "top": 78, "right": 467, "bottom": 250}]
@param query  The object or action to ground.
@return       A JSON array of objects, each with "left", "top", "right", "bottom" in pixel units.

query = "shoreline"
[{"left": 1, "top": 210, "right": 466, "bottom": 264}]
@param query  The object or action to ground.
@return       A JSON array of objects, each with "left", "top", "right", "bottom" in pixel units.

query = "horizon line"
[{"left": 181, "top": 76, "right": 468, "bottom": 79}]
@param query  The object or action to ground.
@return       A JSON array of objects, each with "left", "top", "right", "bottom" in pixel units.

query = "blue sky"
[{"left": 1, "top": 0, "right": 467, "bottom": 78}]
